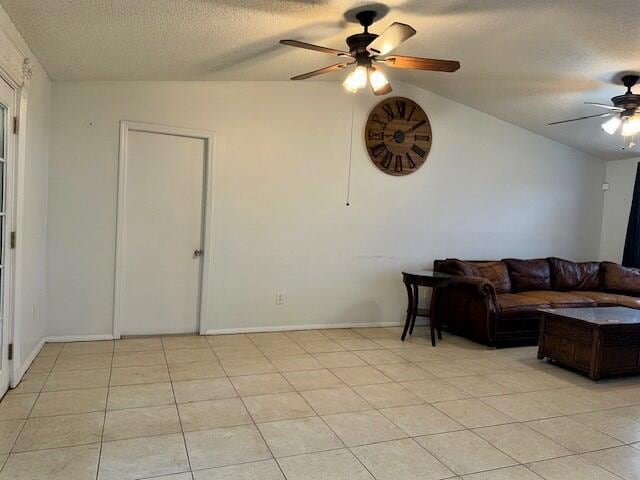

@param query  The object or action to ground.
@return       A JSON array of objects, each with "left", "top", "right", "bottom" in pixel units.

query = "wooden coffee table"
[{"left": 538, "top": 306, "right": 640, "bottom": 380}]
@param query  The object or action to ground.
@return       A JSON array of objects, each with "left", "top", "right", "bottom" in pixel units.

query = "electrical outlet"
[{"left": 276, "top": 292, "right": 285, "bottom": 305}]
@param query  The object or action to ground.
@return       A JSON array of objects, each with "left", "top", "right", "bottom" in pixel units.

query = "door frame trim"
[{"left": 114, "top": 121, "right": 215, "bottom": 338}]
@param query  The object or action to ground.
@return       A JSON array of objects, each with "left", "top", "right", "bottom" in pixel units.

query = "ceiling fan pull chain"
[{"left": 345, "top": 95, "right": 355, "bottom": 207}]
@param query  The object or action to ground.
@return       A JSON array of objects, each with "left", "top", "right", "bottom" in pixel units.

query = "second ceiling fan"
[{"left": 280, "top": 10, "right": 460, "bottom": 95}]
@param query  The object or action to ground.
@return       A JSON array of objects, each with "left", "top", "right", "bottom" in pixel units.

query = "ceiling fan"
[
  {"left": 549, "top": 74, "right": 640, "bottom": 146},
  {"left": 279, "top": 10, "right": 460, "bottom": 95}
]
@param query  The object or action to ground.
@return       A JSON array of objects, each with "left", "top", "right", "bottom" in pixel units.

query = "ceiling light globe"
[
  {"left": 622, "top": 116, "right": 640, "bottom": 137},
  {"left": 369, "top": 68, "right": 389, "bottom": 91},
  {"left": 343, "top": 66, "right": 368, "bottom": 92},
  {"left": 601, "top": 116, "right": 622, "bottom": 135}
]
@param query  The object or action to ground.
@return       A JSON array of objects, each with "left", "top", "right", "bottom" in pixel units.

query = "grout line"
[
  {"left": 2, "top": 342, "right": 64, "bottom": 469},
  {"left": 294, "top": 387, "right": 381, "bottom": 479},
  {"left": 208, "top": 337, "right": 289, "bottom": 480},
  {"left": 163, "top": 342, "right": 194, "bottom": 475},
  {"left": 94, "top": 341, "right": 114, "bottom": 480}
]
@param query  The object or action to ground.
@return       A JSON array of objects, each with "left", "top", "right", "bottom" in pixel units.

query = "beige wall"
[{"left": 46, "top": 80, "right": 606, "bottom": 337}]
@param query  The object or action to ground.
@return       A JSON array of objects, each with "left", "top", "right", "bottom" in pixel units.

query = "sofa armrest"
[
  {"left": 434, "top": 275, "right": 498, "bottom": 345},
  {"left": 447, "top": 276, "right": 496, "bottom": 299}
]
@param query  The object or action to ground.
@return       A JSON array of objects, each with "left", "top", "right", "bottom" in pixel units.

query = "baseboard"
[
  {"left": 12, "top": 337, "right": 45, "bottom": 387},
  {"left": 204, "top": 319, "right": 428, "bottom": 336},
  {"left": 44, "top": 334, "right": 115, "bottom": 343},
  {"left": 41, "top": 320, "right": 431, "bottom": 341}
]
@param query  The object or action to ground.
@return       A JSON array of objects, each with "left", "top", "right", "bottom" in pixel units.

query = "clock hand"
[{"left": 406, "top": 119, "right": 427, "bottom": 133}]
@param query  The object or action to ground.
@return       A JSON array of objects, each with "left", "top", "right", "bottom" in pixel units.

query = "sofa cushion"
[
  {"left": 497, "top": 293, "right": 550, "bottom": 317},
  {"left": 548, "top": 257, "right": 600, "bottom": 291},
  {"left": 601, "top": 262, "right": 640, "bottom": 295},
  {"left": 473, "top": 261, "right": 512, "bottom": 294},
  {"left": 439, "top": 259, "right": 482, "bottom": 277},
  {"left": 518, "top": 290, "right": 595, "bottom": 308},
  {"left": 438, "top": 259, "right": 511, "bottom": 294},
  {"left": 577, "top": 291, "right": 640, "bottom": 309},
  {"left": 503, "top": 259, "right": 551, "bottom": 292}
]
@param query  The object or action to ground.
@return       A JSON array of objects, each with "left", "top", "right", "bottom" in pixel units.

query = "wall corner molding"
[
  {"left": 21, "top": 58, "right": 32, "bottom": 84},
  {"left": 0, "top": 26, "right": 30, "bottom": 87}
]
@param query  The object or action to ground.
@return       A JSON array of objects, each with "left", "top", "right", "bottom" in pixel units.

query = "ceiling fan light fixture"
[
  {"left": 601, "top": 116, "right": 622, "bottom": 135},
  {"left": 343, "top": 65, "right": 368, "bottom": 92},
  {"left": 369, "top": 67, "right": 391, "bottom": 95},
  {"left": 622, "top": 115, "right": 640, "bottom": 137}
]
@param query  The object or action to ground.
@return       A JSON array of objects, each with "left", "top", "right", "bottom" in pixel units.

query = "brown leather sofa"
[{"left": 433, "top": 258, "right": 640, "bottom": 347}]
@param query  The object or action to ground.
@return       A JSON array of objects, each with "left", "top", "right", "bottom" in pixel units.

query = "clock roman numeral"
[
  {"left": 407, "top": 105, "right": 416, "bottom": 121},
  {"left": 405, "top": 152, "right": 417, "bottom": 168},
  {"left": 411, "top": 144, "right": 426, "bottom": 157},
  {"left": 395, "top": 100, "right": 407, "bottom": 120},
  {"left": 381, "top": 150, "right": 393, "bottom": 169},
  {"left": 370, "top": 114, "right": 388, "bottom": 130},
  {"left": 371, "top": 143, "right": 388, "bottom": 157},
  {"left": 382, "top": 104, "right": 395, "bottom": 121},
  {"left": 368, "top": 130, "right": 384, "bottom": 140},
  {"left": 415, "top": 134, "right": 430, "bottom": 142},
  {"left": 394, "top": 155, "right": 403, "bottom": 172}
]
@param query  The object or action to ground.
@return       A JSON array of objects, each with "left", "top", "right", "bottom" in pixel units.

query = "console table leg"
[
  {"left": 430, "top": 287, "right": 441, "bottom": 345},
  {"left": 401, "top": 281, "right": 414, "bottom": 341},
  {"left": 409, "top": 284, "right": 419, "bottom": 335}
]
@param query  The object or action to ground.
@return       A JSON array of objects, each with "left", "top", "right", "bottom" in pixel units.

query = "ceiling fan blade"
[
  {"left": 548, "top": 112, "right": 615, "bottom": 125},
  {"left": 584, "top": 102, "right": 624, "bottom": 111},
  {"left": 280, "top": 40, "right": 349, "bottom": 56},
  {"left": 290, "top": 62, "right": 351, "bottom": 80},
  {"left": 382, "top": 55, "right": 460, "bottom": 72},
  {"left": 366, "top": 22, "right": 416, "bottom": 56}
]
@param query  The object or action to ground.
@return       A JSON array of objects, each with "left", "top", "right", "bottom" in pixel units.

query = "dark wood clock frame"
[{"left": 364, "top": 96, "right": 432, "bottom": 176}]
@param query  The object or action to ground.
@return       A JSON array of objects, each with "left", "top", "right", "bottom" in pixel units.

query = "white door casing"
[
  {"left": 0, "top": 25, "right": 34, "bottom": 389},
  {"left": 114, "top": 122, "right": 215, "bottom": 337},
  {"left": 0, "top": 77, "right": 16, "bottom": 395}
]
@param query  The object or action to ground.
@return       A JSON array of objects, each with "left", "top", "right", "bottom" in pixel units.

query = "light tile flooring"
[{"left": 0, "top": 327, "right": 639, "bottom": 478}]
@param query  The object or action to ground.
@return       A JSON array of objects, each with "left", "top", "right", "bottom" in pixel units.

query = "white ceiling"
[{"left": 2, "top": 0, "right": 640, "bottom": 160}]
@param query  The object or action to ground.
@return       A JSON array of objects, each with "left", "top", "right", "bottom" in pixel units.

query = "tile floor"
[{"left": 0, "top": 327, "right": 638, "bottom": 479}]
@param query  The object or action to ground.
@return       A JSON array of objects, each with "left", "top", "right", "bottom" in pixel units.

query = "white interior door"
[
  {"left": 120, "top": 129, "right": 206, "bottom": 335},
  {"left": 0, "top": 78, "right": 15, "bottom": 395}
]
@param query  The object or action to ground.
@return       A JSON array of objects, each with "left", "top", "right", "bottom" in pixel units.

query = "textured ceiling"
[{"left": 2, "top": 0, "right": 640, "bottom": 160}]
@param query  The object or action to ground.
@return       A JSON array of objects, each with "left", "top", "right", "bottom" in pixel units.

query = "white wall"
[
  {"left": 46, "top": 81, "right": 605, "bottom": 337},
  {"left": 600, "top": 157, "right": 639, "bottom": 262},
  {"left": 0, "top": 6, "right": 51, "bottom": 380}
]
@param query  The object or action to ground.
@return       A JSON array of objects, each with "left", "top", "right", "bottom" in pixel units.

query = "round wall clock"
[{"left": 364, "top": 96, "right": 432, "bottom": 176}]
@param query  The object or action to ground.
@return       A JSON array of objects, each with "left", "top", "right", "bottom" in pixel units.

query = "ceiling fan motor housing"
[
  {"left": 613, "top": 74, "right": 640, "bottom": 115},
  {"left": 347, "top": 10, "right": 380, "bottom": 60},
  {"left": 346, "top": 33, "right": 377, "bottom": 61}
]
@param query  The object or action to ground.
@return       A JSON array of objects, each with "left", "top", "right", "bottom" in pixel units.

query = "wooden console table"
[{"left": 401, "top": 270, "right": 452, "bottom": 345}]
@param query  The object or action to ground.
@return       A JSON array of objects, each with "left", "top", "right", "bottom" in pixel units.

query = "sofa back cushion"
[
  {"left": 503, "top": 258, "right": 551, "bottom": 292},
  {"left": 438, "top": 259, "right": 481, "bottom": 277},
  {"left": 602, "top": 262, "right": 640, "bottom": 295},
  {"left": 548, "top": 257, "right": 600, "bottom": 291},
  {"left": 473, "top": 261, "right": 512, "bottom": 294},
  {"left": 437, "top": 259, "right": 511, "bottom": 293}
]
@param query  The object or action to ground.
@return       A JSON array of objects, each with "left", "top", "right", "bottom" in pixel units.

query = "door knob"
[{"left": 193, "top": 249, "right": 203, "bottom": 257}]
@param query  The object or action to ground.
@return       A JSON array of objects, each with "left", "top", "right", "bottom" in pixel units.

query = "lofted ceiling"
[{"left": 2, "top": 0, "right": 640, "bottom": 160}]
